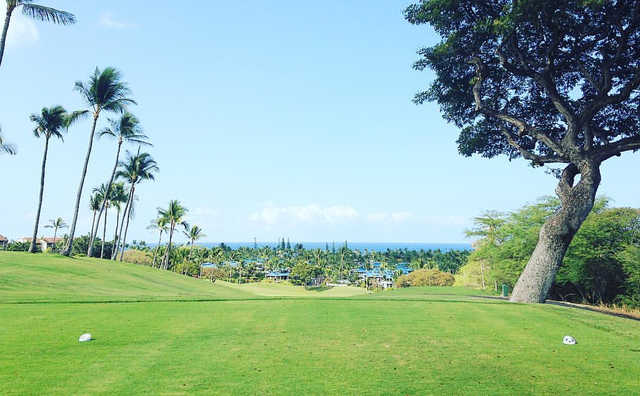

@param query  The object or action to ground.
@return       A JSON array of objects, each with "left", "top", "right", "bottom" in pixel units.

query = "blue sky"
[{"left": 0, "top": 1, "right": 638, "bottom": 244}]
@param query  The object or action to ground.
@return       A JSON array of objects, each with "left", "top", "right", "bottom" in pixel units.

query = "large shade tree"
[
  {"left": 405, "top": 0, "right": 640, "bottom": 302},
  {"left": 62, "top": 67, "right": 136, "bottom": 256},
  {"left": 0, "top": 0, "right": 75, "bottom": 68},
  {"left": 87, "top": 112, "right": 149, "bottom": 256},
  {"left": 27, "top": 106, "right": 79, "bottom": 253}
]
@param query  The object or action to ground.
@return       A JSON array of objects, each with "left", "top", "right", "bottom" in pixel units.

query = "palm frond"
[{"left": 21, "top": 3, "right": 76, "bottom": 25}]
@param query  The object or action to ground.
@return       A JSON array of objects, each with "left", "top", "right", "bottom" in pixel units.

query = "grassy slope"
[
  {"left": 0, "top": 252, "right": 252, "bottom": 302},
  {"left": 1, "top": 252, "right": 639, "bottom": 395}
]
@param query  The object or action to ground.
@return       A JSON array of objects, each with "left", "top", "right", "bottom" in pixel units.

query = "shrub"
[
  {"left": 396, "top": 269, "right": 455, "bottom": 287},
  {"left": 122, "top": 249, "right": 153, "bottom": 266}
]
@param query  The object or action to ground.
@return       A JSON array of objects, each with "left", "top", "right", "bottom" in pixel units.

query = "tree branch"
[
  {"left": 594, "top": 135, "right": 640, "bottom": 162},
  {"left": 469, "top": 57, "right": 567, "bottom": 158}
]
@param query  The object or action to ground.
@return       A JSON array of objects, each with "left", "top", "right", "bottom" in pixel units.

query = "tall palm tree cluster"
[
  {"left": 2, "top": 2, "right": 208, "bottom": 266},
  {"left": 1, "top": 2, "right": 163, "bottom": 260}
]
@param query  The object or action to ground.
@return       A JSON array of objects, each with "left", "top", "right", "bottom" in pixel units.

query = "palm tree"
[
  {"left": 91, "top": 184, "right": 112, "bottom": 259},
  {"left": 43, "top": 217, "right": 66, "bottom": 252},
  {"left": 87, "top": 112, "right": 149, "bottom": 256},
  {"left": 183, "top": 224, "right": 206, "bottom": 261},
  {"left": 158, "top": 200, "right": 188, "bottom": 270},
  {"left": 113, "top": 150, "right": 158, "bottom": 261},
  {"left": 108, "top": 182, "right": 127, "bottom": 259},
  {"left": 88, "top": 193, "right": 101, "bottom": 249},
  {"left": 62, "top": 67, "right": 136, "bottom": 256},
  {"left": 0, "top": 1, "right": 75, "bottom": 68},
  {"left": 0, "top": 126, "right": 16, "bottom": 154},
  {"left": 27, "top": 106, "right": 74, "bottom": 253},
  {"left": 147, "top": 215, "right": 169, "bottom": 268}
]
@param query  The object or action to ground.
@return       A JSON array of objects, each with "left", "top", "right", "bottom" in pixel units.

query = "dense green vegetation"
[
  {"left": 458, "top": 197, "right": 640, "bottom": 307},
  {"left": 2, "top": 252, "right": 640, "bottom": 395},
  {"left": 138, "top": 241, "right": 469, "bottom": 285}
]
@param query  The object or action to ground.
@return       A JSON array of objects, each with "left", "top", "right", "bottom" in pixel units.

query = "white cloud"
[
  {"left": 0, "top": 3, "right": 39, "bottom": 48},
  {"left": 250, "top": 204, "right": 359, "bottom": 226},
  {"left": 99, "top": 12, "right": 132, "bottom": 29}
]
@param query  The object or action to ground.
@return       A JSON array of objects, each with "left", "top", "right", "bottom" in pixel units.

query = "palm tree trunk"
[
  {"left": 29, "top": 137, "right": 50, "bottom": 253},
  {"left": 112, "top": 207, "right": 121, "bottom": 258},
  {"left": 152, "top": 230, "right": 162, "bottom": 268},
  {"left": 162, "top": 223, "right": 175, "bottom": 270},
  {"left": 189, "top": 240, "right": 194, "bottom": 261},
  {"left": 89, "top": 209, "right": 97, "bottom": 252},
  {"left": 113, "top": 185, "right": 133, "bottom": 260},
  {"left": 88, "top": 141, "right": 122, "bottom": 256},
  {"left": 119, "top": 185, "right": 136, "bottom": 261},
  {"left": 100, "top": 205, "right": 108, "bottom": 259},
  {"left": 53, "top": 226, "right": 58, "bottom": 253},
  {"left": 63, "top": 112, "right": 100, "bottom": 256},
  {"left": 0, "top": 5, "right": 15, "bottom": 68}
]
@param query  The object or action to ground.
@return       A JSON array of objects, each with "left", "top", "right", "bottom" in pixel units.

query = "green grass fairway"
[
  {"left": 220, "top": 280, "right": 368, "bottom": 297},
  {"left": 1, "top": 252, "right": 639, "bottom": 395}
]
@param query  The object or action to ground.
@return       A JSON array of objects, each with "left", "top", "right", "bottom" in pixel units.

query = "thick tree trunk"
[
  {"left": 510, "top": 161, "right": 601, "bottom": 303},
  {"left": 29, "top": 137, "right": 50, "bottom": 253},
  {"left": 88, "top": 141, "right": 122, "bottom": 256},
  {"left": 63, "top": 113, "right": 100, "bottom": 256},
  {"left": 119, "top": 185, "right": 136, "bottom": 261},
  {"left": 100, "top": 205, "right": 108, "bottom": 259},
  {"left": 0, "top": 6, "right": 14, "bottom": 68},
  {"left": 113, "top": 185, "right": 133, "bottom": 260}
]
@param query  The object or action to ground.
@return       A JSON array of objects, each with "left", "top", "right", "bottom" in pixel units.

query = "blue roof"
[
  {"left": 201, "top": 262, "right": 217, "bottom": 268},
  {"left": 266, "top": 270, "right": 290, "bottom": 277}
]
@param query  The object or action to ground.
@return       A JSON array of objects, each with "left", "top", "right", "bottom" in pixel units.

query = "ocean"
[{"left": 195, "top": 242, "right": 472, "bottom": 252}]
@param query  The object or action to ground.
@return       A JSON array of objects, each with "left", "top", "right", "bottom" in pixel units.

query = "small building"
[
  {"left": 17, "top": 237, "right": 63, "bottom": 252},
  {"left": 266, "top": 270, "right": 290, "bottom": 282},
  {"left": 0, "top": 235, "right": 8, "bottom": 249}
]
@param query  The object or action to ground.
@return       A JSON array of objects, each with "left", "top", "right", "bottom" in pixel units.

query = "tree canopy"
[{"left": 405, "top": 0, "right": 640, "bottom": 167}]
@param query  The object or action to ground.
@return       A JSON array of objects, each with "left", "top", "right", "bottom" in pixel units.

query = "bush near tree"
[
  {"left": 458, "top": 197, "right": 640, "bottom": 306},
  {"left": 396, "top": 269, "right": 455, "bottom": 287}
]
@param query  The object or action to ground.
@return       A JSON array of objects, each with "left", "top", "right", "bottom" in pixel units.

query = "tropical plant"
[
  {"left": 148, "top": 215, "right": 168, "bottom": 268},
  {"left": 157, "top": 200, "right": 188, "bottom": 270},
  {"left": 62, "top": 67, "right": 136, "bottom": 256},
  {"left": 88, "top": 193, "right": 101, "bottom": 244},
  {"left": 43, "top": 217, "right": 66, "bottom": 252},
  {"left": 0, "top": 0, "right": 75, "bottom": 68},
  {"left": 183, "top": 224, "right": 206, "bottom": 261},
  {"left": 113, "top": 150, "right": 158, "bottom": 260},
  {"left": 87, "top": 112, "right": 149, "bottom": 256},
  {"left": 27, "top": 106, "right": 78, "bottom": 253},
  {"left": 0, "top": 126, "right": 16, "bottom": 154},
  {"left": 108, "top": 182, "right": 127, "bottom": 258},
  {"left": 405, "top": 1, "right": 640, "bottom": 303}
]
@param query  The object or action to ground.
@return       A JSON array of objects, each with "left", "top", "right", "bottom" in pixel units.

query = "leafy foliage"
[
  {"left": 396, "top": 268, "right": 455, "bottom": 287},
  {"left": 405, "top": 1, "right": 640, "bottom": 165},
  {"left": 460, "top": 197, "right": 640, "bottom": 305}
]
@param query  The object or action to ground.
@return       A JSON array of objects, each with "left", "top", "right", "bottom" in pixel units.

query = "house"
[
  {"left": 266, "top": 270, "right": 290, "bottom": 282},
  {"left": 17, "top": 237, "right": 63, "bottom": 252},
  {"left": 352, "top": 265, "right": 395, "bottom": 289},
  {"left": 0, "top": 235, "right": 7, "bottom": 249}
]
